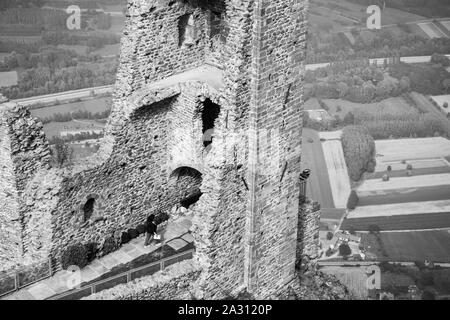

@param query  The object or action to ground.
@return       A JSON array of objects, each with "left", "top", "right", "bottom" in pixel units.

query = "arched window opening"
[
  {"left": 201, "top": 98, "right": 220, "bottom": 148},
  {"left": 170, "top": 166, "right": 203, "bottom": 210}
]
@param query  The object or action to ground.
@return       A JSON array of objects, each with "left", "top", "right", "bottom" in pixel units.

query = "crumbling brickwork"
[
  {"left": 0, "top": 0, "right": 316, "bottom": 299},
  {"left": 296, "top": 200, "right": 321, "bottom": 265}
]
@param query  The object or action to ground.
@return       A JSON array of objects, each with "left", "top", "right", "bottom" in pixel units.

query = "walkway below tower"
[{"left": 3, "top": 216, "right": 194, "bottom": 300}]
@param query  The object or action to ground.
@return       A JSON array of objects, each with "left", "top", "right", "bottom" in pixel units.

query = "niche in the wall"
[
  {"left": 209, "top": 11, "right": 228, "bottom": 43},
  {"left": 178, "top": 13, "right": 196, "bottom": 47},
  {"left": 83, "top": 198, "right": 95, "bottom": 222}
]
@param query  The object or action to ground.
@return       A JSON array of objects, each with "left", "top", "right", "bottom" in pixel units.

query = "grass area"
[
  {"left": 342, "top": 212, "right": 450, "bottom": 231},
  {"left": 360, "top": 231, "right": 450, "bottom": 263},
  {"left": 375, "top": 137, "right": 450, "bottom": 162},
  {"left": 314, "top": 0, "right": 426, "bottom": 26},
  {"left": 70, "top": 142, "right": 100, "bottom": 160},
  {"left": 430, "top": 95, "right": 450, "bottom": 115},
  {"left": 0, "top": 71, "right": 18, "bottom": 87},
  {"left": 358, "top": 185, "right": 450, "bottom": 207},
  {"left": 30, "top": 97, "right": 111, "bottom": 119},
  {"left": 321, "top": 97, "right": 417, "bottom": 120},
  {"left": 42, "top": 120, "right": 105, "bottom": 139},
  {"left": 93, "top": 44, "right": 120, "bottom": 57},
  {"left": 57, "top": 45, "right": 89, "bottom": 55},
  {"left": 0, "top": 35, "right": 41, "bottom": 43}
]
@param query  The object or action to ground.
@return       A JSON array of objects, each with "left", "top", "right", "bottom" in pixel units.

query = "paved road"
[{"left": 12, "top": 85, "right": 113, "bottom": 107}]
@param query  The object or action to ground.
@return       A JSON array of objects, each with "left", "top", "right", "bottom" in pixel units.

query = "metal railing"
[
  {"left": 0, "top": 259, "right": 53, "bottom": 298},
  {"left": 47, "top": 249, "right": 195, "bottom": 300}
]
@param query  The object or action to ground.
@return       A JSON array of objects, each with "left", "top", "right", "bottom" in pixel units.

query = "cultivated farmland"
[
  {"left": 30, "top": 97, "right": 111, "bottom": 119},
  {"left": 0, "top": 71, "right": 18, "bottom": 87},
  {"left": 342, "top": 212, "right": 450, "bottom": 231},
  {"left": 375, "top": 137, "right": 450, "bottom": 162},
  {"left": 360, "top": 230, "right": 450, "bottom": 263},
  {"left": 430, "top": 95, "right": 450, "bottom": 115}
]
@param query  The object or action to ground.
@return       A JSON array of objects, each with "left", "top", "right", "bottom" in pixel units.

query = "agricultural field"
[
  {"left": 93, "top": 44, "right": 121, "bottom": 57},
  {"left": 418, "top": 22, "right": 448, "bottom": 39},
  {"left": 301, "top": 129, "right": 335, "bottom": 209},
  {"left": 0, "top": 71, "right": 18, "bottom": 87},
  {"left": 347, "top": 200, "right": 450, "bottom": 219},
  {"left": 320, "top": 266, "right": 370, "bottom": 299},
  {"left": 311, "top": 0, "right": 426, "bottom": 29},
  {"left": 342, "top": 137, "right": 450, "bottom": 231},
  {"left": 42, "top": 119, "right": 105, "bottom": 139},
  {"left": 320, "top": 97, "right": 416, "bottom": 120},
  {"left": 375, "top": 137, "right": 450, "bottom": 162},
  {"left": 360, "top": 230, "right": 450, "bottom": 263},
  {"left": 319, "top": 131, "right": 351, "bottom": 209},
  {"left": 430, "top": 95, "right": 450, "bottom": 115},
  {"left": 342, "top": 211, "right": 450, "bottom": 231},
  {"left": 30, "top": 97, "right": 111, "bottom": 119}
]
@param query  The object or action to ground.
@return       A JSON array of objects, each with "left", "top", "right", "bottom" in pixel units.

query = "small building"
[
  {"left": 335, "top": 232, "right": 361, "bottom": 244},
  {"left": 305, "top": 109, "right": 333, "bottom": 122}
]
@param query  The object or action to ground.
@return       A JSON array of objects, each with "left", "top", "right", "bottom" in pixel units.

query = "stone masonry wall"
[
  {"left": 296, "top": 199, "right": 320, "bottom": 265},
  {"left": 84, "top": 260, "right": 201, "bottom": 300},
  {"left": 4, "top": 104, "right": 51, "bottom": 193},
  {"left": 0, "top": 99, "right": 53, "bottom": 270},
  {"left": 0, "top": 0, "right": 315, "bottom": 300},
  {"left": 0, "top": 101, "right": 22, "bottom": 271},
  {"left": 50, "top": 97, "right": 177, "bottom": 266},
  {"left": 244, "top": 0, "right": 308, "bottom": 298}
]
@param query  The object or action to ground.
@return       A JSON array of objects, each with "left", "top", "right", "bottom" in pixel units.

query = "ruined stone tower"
[
  {"left": 109, "top": 0, "right": 309, "bottom": 298},
  {"left": 0, "top": 0, "right": 314, "bottom": 300}
]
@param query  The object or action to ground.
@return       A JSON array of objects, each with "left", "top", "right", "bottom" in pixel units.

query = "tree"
[
  {"left": 53, "top": 138, "right": 72, "bottom": 167},
  {"left": 326, "top": 232, "right": 334, "bottom": 240},
  {"left": 422, "top": 290, "right": 436, "bottom": 300},
  {"left": 343, "top": 112, "right": 355, "bottom": 125},
  {"left": 431, "top": 53, "right": 450, "bottom": 67},
  {"left": 347, "top": 190, "right": 359, "bottom": 210},
  {"left": 339, "top": 243, "right": 352, "bottom": 257},
  {"left": 443, "top": 102, "right": 448, "bottom": 109},
  {"left": 368, "top": 224, "right": 380, "bottom": 234},
  {"left": 341, "top": 126, "right": 376, "bottom": 181},
  {"left": 387, "top": 165, "right": 392, "bottom": 172}
]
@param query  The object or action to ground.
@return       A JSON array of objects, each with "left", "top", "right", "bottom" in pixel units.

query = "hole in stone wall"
[
  {"left": 201, "top": 98, "right": 220, "bottom": 148},
  {"left": 210, "top": 11, "right": 221, "bottom": 38},
  {"left": 83, "top": 198, "right": 95, "bottom": 222},
  {"left": 170, "top": 167, "right": 203, "bottom": 210},
  {"left": 180, "top": 191, "right": 202, "bottom": 208}
]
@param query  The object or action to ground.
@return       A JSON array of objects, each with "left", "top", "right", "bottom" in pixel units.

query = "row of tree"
[
  {"left": 0, "top": 61, "right": 117, "bottom": 99},
  {"left": 39, "top": 109, "right": 111, "bottom": 124},
  {"left": 0, "top": 47, "right": 103, "bottom": 71},
  {"left": 341, "top": 125, "right": 376, "bottom": 182}
]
